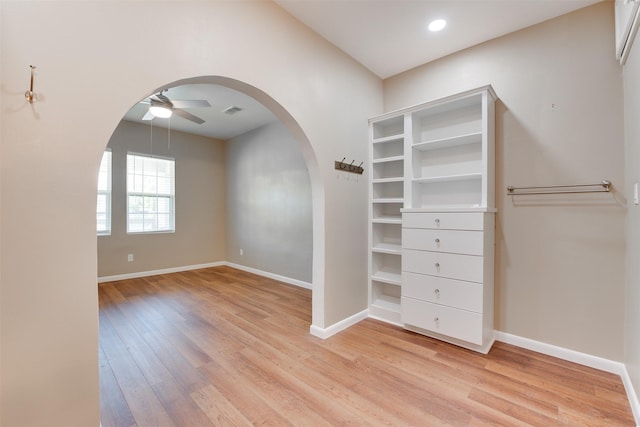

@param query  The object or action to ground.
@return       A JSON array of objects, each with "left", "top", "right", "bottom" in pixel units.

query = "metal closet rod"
[{"left": 506, "top": 180, "right": 612, "bottom": 195}]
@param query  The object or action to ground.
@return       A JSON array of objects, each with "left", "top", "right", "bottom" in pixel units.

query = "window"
[
  {"left": 97, "top": 150, "right": 112, "bottom": 235},
  {"left": 127, "top": 153, "right": 175, "bottom": 233}
]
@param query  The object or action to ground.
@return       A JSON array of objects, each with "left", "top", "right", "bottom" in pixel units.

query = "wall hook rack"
[
  {"left": 25, "top": 65, "right": 36, "bottom": 103},
  {"left": 335, "top": 158, "right": 364, "bottom": 175}
]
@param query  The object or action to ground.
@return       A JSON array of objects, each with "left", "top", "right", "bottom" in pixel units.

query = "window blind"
[
  {"left": 127, "top": 153, "right": 175, "bottom": 233},
  {"left": 97, "top": 150, "right": 112, "bottom": 235}
]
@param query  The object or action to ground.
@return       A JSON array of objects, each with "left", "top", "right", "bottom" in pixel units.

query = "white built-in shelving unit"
[
  {"left": 368, "top": 85, "right": 497, "bottom": 353},
  {"left": 368, "top": 114, "right": 405, "bottom": 324}
]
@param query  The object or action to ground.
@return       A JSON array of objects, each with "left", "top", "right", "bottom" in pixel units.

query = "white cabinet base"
[{"left": 403, "top": 322, "right": 495, "bottom": 355}]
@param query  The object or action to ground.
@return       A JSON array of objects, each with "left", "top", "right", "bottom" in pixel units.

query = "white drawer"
[
  {"left": 402, "top": 271, "right": 483, "bottom": 313},
  {"left": 403, "top": 212, "right": 484, "bottom": 231},
  {"left": 402, "top": 228, "right": 484, "bottom": 256},
  {"left": 402, "top": 249, "right": 484, "bottom": 283},
  {"left": 402, "top": 297, "right": 483, "bottom": 345}
]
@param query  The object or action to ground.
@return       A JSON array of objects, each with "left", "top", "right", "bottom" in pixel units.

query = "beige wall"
[
  {"left": 384, "top": 3, "right": 626, "bottom": 360},
  {"left": 226, "top": 122, "right": 313, "bottom": 283},
  {"left": 0, "top": 1, "right": 380, "bottom": 425},
  {"left": 98, "top": 120, "right": 227, "bottom": 278},
  {"left": 623, "top": 20, "right": 640, "bottom": 411},
  {"left": 0, "top": 1, "right": 3, "bottom": 420}
]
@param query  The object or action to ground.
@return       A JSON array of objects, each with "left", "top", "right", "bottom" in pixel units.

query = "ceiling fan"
[{"left": 141, "top": 90, "right": 211, "bottom": 124}]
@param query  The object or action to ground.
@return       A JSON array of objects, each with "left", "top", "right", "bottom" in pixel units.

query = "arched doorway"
[{"left": 99, "top": 75, "right": 324, "bottom": 328}]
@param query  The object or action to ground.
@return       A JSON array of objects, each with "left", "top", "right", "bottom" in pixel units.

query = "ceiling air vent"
[{"left": 222, "top": 106, "right": 244, "bottom": 115}]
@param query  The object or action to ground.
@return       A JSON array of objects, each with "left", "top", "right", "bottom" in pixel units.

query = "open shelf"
[
  {"left": 412, "top": 139, "right": 482, "bottom": 181},
  {"left": 412, "top": 177, "right": 482, "bottom": 208},
  {"left": 372, "top": 197, "right": 404, "bottom": 204},
  {"left": 372, "top": 202, "right": 403, "bottom": 223},
  {"left": 373, "top": 137, "right": 404, "bottom": 160},
  {"left": 370, "top": 280, "right": 401, "bottom": 323},
  {"left": 413, "top": 172, "right": 482, "bottom": 184},
  {"left": 371, "top": 115, "right": 404, "bottom": 140},
  {"left": 371, "top": 293, "right": 401, "bottom": 310},
  {"left": 413, "top": 132, "right": 482, "bottom": 151},
  {"left": 373, "top": 134, "right": 404, "bottom": 144},
  {"left": 372, "top": 158, "right": 404, "bottom": 181},
  {"left": 372, "top": 179, "right": 403, "bottom": 201},
  {"left": 371, "top": 242, "right": 401, "bottom": 255},
  {"left": 372, "top": 177, "right": 404, "bottom": 184},
  {"left": 372, "top": 155, "right": 404, "bottom": 164},
  {"left": 371, "top": 250, "right": 402, "bottom": 285},
  {"left": 371, "top": 223, "right": 402, "bottom": 247}
]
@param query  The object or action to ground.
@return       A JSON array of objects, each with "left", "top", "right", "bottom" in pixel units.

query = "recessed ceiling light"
[{"left": 428, "top": 19, "right": 447, "bottom": 32}]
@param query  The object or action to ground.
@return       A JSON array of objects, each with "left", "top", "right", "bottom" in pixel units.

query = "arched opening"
[{"left": 98, "top": 75, "right": 324, "bottom": 327}]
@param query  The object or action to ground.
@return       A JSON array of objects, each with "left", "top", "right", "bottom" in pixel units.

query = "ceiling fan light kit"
[
  {"left": 141, "top": 90, "right": 211, "bottom": 124},
  {"left": 149, "top": 105, "right": 172, "bottom": 118}
]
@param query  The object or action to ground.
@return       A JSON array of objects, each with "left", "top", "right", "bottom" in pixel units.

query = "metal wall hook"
[{"left": 25, "top": 65, "right": 36, "bottom": 103}]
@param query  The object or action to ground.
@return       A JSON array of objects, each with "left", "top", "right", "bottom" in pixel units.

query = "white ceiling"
[
  {"left": 124, "top": 0, "right": 601, "bottom": 139},
  {"left": 275, "top": 0, "right": 602, "bottom": 79},
  {"left": 123, "top": 84, "right": 278, "bottom": 140}
]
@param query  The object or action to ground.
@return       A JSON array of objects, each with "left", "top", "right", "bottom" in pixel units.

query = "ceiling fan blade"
[
  {"left": 155, "top": 92, "right": 172, "bottom": 106},
  {"left": 142, "top": 110, "right": 155, "bottom": 121},
  {"left": 172, "top": 108, "right": 205, "bottom": 124},
  {"left": 170, "top": 99, "right": 211, "bottom": 109}
]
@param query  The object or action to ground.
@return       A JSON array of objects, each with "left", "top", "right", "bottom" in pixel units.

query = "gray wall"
[
  {"left": 98, "top": 120, "right": 227, "bottom": 277},
  {"left": 384, "top": 3, "right": 626, "bottom": 360},
  {"left": 99, "top": 119, "right": 313, "bottom": 284},
  {"left": 623, "top": 20, "right": 640, "bottom": 412},
  {"left": 226, "top": 122, "right": 312, "bottom": 283}
]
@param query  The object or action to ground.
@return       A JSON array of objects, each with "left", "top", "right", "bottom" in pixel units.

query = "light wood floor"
[{"left": 99, "top": 266, "right": 635, "bottom": 426}]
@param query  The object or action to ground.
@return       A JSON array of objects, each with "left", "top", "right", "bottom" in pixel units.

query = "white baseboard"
[
  {"left": 98, "top": 261, "right": 312, "bottom": 291},
  {"left": 225, "top": 262, "right": 312, "bottom": 290},
  {"left": 97, "top": 262, "right": 225, "bottom": 283},
  {"left": 620, "top": 366, "right": 640, "bottom": 427},
  {"left": 494, "top": 331, "right": 623, "bottom": 374},
  {"left": 495, "top": 331, "right": 640, "bottom": 426},
  {"left": 310, "top": 309, "right": 369, "bottom": 339}
]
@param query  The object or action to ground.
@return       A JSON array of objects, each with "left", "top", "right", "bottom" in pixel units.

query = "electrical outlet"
[
  {"left": 240, "top": 249, "right": 244, "bottom": 256},
  {"left": 127, "top": 254, "right": 134, "bottom": 262}
]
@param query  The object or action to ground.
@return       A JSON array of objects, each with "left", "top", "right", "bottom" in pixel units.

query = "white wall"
[
  {"left": 98, "top": 120, "right": 227, "bottom": 278},
  {"left": 623, "top": 18, "right": 640, "bottom": 412},
  {"left": 226, "top": 121, "right": 312, "bottom": 283},
  {"left": 0, "top": 2, "right": 381, "bottom": 425},
  {"left": 384, "top": 3, "right": 626, "bottom": 360}
]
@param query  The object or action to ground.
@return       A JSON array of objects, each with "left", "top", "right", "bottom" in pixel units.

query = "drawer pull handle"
[
  {"left": 435, "top": 262, "right": 440, "bottom": 272},
  {"left": 435, "top": 238, "right": 440, "bottom": 246},
  {"left": 434, "top": 317, "right": 440, "bottom": 323},
  {"left": 435, "top": 218, "right": 440, "bottom": 227},
  {"left": 434, "top": 288, "right": 440, "bottom": 297}
]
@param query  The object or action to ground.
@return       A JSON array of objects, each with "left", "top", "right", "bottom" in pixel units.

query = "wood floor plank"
[
  {"left": 190, "top": 384, "right": 254, "bottom": 427},
  {"left": 467, "top": 387, "right": 559, "bottom": 426},
  {"left": 107, "top": 351, "right": 177, "bottom": 427},
  {"left": 199, "top": 359, "right": 296, "bottom": 426},
  {"left": 99, "top": 266, "right": 636, "bottom": 427},
  {"left": 149, "top": 377, "right": 215, "bottom": 427},
  {"left": 99, "top": 345, "right": 138, "bottom": 427},
  {"left": 485, "top": 360, "right": 634, "bottom": 423}
]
